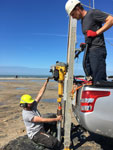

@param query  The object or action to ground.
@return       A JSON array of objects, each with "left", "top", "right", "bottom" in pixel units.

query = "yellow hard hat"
[{"left": 20, "top": 94, "right": 35, "bottom": 104}]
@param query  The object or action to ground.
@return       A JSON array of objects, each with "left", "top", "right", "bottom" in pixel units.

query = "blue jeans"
[{"left": 84, "top": 47, "right": 107, "bottom": 82}]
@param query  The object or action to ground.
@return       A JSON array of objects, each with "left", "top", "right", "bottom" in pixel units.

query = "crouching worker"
[{"left": 20, "top": 78, "right": 62, "bottom": 150}]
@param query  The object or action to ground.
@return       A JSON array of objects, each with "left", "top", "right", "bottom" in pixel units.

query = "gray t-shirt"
[
  {"left": 81, "top": 9, "right": 108, "bottom": 50},
  {"left": 22, "top": 101, "right": 43, "bottom": 139}
]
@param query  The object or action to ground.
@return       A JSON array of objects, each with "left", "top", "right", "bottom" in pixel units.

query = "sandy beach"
[{"left": 1, "top": 78, "right": 113, "bottom": 150}]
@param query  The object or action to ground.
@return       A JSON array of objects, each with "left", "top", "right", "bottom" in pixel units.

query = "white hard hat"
[{"left": 65, "top": 0, "right": 81, "bottom": 15}]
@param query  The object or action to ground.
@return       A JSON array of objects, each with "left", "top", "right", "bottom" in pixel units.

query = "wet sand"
[{"left": 1, "top": 78, "right": 113, "bottom": 150}]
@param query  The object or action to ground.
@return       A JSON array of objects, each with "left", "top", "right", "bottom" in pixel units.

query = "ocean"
[
  {"left": 0, "top": 75, "right": 55, "bottom": 83},
  {"left": 0, "top": 75, "right": 50, "bottom": 78}
]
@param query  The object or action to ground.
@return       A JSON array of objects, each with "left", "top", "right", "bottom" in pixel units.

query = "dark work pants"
[
  {"left": 85, "top": 47, "right": 107, "bottom": 83},
  {"left": 32, "top": 123, "right": 62, "bottom": 150}
]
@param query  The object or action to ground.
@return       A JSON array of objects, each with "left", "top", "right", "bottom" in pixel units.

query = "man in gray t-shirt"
[
  {"left": 20, "top": 79, "right": 62, "bottom": 150},
  {"left": 22, "top": 101, "right": 43, "bottom": 139},
  {"left": 65, "top": 0, "right": 113, "bottom": 83}
]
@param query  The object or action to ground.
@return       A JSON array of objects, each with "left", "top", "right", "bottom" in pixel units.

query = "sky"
[{"left": 0, "top": 0, "right": 113, "bottom": 75}]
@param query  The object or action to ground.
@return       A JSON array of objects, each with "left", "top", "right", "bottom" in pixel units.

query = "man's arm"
[
  {"left": 96, "top": 15, "right": 113, "bottom": 35},
  {"left": 32, "top": 115, "right": 62, "bottom": 123},
  {"left": 35, "top": 78, "right": 49, "bottom": 103},
  {"left": 87, "top": 15, "right": 113, "bottom": 37}
]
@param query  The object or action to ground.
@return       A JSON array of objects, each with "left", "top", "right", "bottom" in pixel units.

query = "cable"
[
  {"left": 81, "top": 3, "right": 113, "bottom": 16},
  {"left": 105, "top": 39, "right": 113, "bottom": 47},
  {"left": 81, "top": 3, "right": 93, "bottom": 9}
]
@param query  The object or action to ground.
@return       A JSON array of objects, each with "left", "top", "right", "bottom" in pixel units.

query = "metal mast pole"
[
  {"left": 89, "top": 0, "right": 91, "bottom": 8},
  {"left": 93, "top": 0, "right": 95, "bottom": 9},
  {"left": 64, "top": 16, "right": 77, "bottom": 150}
]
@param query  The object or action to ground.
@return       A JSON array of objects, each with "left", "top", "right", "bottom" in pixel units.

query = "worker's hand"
[
  {"left": 86, "top": 30, "right": 97, "bottom": 37},
  {"left": 80, "top": 43, "right": 86, "bottom": 51},
  {"left": 46, "top": 77, "right": 50, "bottom": 83},
  {"left": 57, "top": 115, "right": 62, "bottom": 121}
]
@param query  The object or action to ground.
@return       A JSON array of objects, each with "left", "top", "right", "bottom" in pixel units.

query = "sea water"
[{"left": 0, "top": 75, "right": 52, "bottom": 82}]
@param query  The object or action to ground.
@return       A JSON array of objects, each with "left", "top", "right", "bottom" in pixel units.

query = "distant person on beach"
[
  {"left": 15, "top": 75, "right": 18, "bottom": 78},
  {"left": 20, "top": 78, "right": 62, "bottom": 150}
]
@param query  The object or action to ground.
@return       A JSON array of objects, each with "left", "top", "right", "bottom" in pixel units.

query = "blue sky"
[{"left": 0, "top": 0, "right": 113, "bottom": 75}]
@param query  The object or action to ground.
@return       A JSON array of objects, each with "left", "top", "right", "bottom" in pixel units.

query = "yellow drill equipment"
[{"left": 50, "top": 61, "right": 67, "bottom": 141}]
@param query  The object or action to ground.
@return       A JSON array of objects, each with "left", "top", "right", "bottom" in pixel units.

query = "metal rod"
[
  {"left": 89, "top": 0, "right": 91, "bottom": 9},
  {"left": 57, "top": 121, "right": 61, "bottom": 141},
  {"left": 93, "top": 0, "right": 95, "bottom": 9},
  {"left": 57, "top": 102, "right": 62, "bottom": 141}
]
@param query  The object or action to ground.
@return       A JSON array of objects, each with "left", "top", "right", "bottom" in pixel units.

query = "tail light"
[{"left": 81, "top": 91, "right": 110, "bottom": 113}]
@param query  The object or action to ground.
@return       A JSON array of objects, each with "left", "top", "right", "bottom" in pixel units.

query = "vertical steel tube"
[
  {"left": 93, "top": 0, "right": 95, "bottom": 9},
  {"left": 57, "top": 102, "right": 62, "bottom": 141}
]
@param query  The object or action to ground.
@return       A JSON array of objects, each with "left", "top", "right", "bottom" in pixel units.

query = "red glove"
[{"left": 86, "top": 30, "right": 97, "bottom": 37}]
